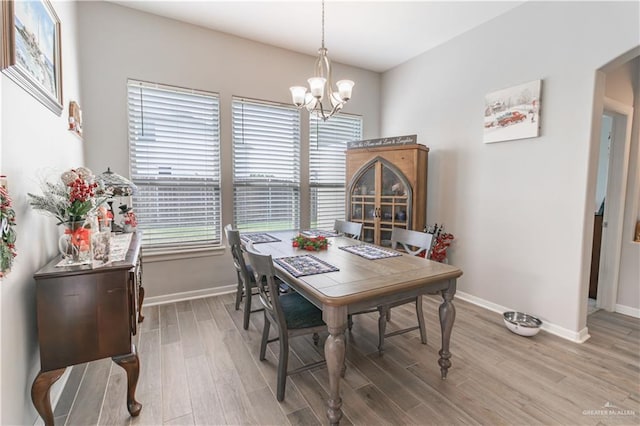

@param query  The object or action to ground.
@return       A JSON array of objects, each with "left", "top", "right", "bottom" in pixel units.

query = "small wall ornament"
[
  {"left": 68, "top": 101, "right": 82, "bottom": 137},
  {"left": 0, "top": 176, "right": 17, "bottom": 277}
]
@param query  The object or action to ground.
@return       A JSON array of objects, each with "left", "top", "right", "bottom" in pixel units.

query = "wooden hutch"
[{"left": 346, "top": 139, "right": 428, "bottom": 246}]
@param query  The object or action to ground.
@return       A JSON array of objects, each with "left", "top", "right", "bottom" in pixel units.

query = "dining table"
[{"left": 246, "top": 230, "right": 463, "bottom": 425}]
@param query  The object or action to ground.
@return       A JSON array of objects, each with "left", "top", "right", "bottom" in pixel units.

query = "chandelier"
[{"left": 289, "top": 0, "right": 354, "bottom": 121}]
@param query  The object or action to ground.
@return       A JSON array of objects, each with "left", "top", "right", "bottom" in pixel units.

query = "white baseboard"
[
  {"left": 144, "top": 285, "right": 236, "bottom": 306},
  {"left": 455, "top": 291, "right": 591, "bottom": 343},
  {"left": 615, "top": 303, "right": 640, "bottom": 318}
]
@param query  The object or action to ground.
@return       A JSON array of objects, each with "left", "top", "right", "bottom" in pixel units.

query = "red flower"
[{"left": 291, "top": 233, "right": 329, "bottom": 251}]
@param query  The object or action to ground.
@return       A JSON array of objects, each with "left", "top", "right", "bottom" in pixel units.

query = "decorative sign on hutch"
[{"left": 347, "top": 134, "right": 417, "bottom": 150}]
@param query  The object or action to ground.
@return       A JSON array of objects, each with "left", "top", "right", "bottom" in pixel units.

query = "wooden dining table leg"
[
  {"left": 324, "top": 305, "right": 347, "bottom": 425},
  {"left": 438, "top": 279, "right": 457, "bottom": 379}
]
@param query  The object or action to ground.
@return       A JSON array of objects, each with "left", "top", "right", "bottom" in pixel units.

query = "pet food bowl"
[{"left": 503, "top": 311, "right": 542, "bottom": 337}]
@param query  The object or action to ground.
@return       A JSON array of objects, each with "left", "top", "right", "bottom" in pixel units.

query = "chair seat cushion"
[{"left": 280, "top": 292, "right": 325, "bottom": 329}]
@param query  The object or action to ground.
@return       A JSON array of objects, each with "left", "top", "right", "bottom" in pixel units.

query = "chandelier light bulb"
[
  {"left": 336, "top": 80, "right": 354, "bottom": 101},
  {"left": 289, "top": 86, "right": 307, "bottom": 106},
  {"left": 308, "top": 77, "right": 327, "bottom": 99}
]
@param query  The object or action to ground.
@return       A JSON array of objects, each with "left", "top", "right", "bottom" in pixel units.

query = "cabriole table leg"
[
  {"left": 112, "top": 345, "right": 142, "bottom": 416},
  {"left": 31, "top": 368, "right": 66, "bottom": 426}
]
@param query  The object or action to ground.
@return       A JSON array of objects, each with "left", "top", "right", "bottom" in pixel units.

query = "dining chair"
[
  {"left": 244, "top": 242, "right": 327, "bottom": 401},
  {"left": 334, "top": 219, "right": 363, "bottom": 240},
  {"left": 349, "top": 227, "right": 434, "bottom": 355},
  {"left": 224, "top": 224, "right": 263, "bottom": 330}
]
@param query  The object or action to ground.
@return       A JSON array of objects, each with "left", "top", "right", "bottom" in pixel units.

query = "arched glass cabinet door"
[
  {"left": 347, "top": 157, "right": 412, "bottom": 245},
  {"left": 348, "top": 163, "right": 376, "bottom": 242},
  {"left": 379, "top": 162, "right": 413, "bottom": 246}
]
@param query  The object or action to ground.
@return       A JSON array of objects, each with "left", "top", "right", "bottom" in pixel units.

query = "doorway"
[
  {"left": 588, "top": 114, "right": 612, "bottom": 314},
  {"left": 592, "top": 99, "right": 633, "bottom": 313}
]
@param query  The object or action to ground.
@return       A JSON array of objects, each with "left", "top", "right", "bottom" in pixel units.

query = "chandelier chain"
[{"left": 321, "top": 0, "right": 325, "bottom": 49}]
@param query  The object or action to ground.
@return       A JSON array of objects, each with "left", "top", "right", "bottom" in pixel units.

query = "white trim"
[
  {"left": 144, "top": 285, "right": 236, "bottom": 306},
  {"left": 455, "top": 291, "right": 591, "bottom": 343},
  {"left": 615, "top": 303, "right": 640, "bottom": 318},
  {"left": 597, "top": 98, "right": 634, "bottom": 311}
]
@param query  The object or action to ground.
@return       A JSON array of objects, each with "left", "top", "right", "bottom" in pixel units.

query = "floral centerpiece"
[
  {"left": 0, "top": 185, "right": 17, "bottom": 277},
  {"left": 28, "top": 167, "right": 103, "bottom": 225},
  {"left": 28, "top": 167, "right": 107, "bottom": 263},
  {"left": 292, "top": 234, "right": 329, "bottom": 251}
]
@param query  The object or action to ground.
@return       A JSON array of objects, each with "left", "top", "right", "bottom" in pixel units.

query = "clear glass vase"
[{"left": 58, "top": 219, "right": 92, "bottom": 264}]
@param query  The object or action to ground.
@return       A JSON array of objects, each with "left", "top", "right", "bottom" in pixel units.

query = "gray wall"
[
  {"left": 380, "top": 1, "right": 639, "bottom": 337},
  {"left": 76, "top": 1, "right": 382, "bottom": 300},
  {"left": 1, "top": 2, "right": 84, "bottom": 423}
]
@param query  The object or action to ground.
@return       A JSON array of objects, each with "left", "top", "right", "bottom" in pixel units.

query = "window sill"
[{"left": 143, "top": 245, "right": 226, "bottom": 263}]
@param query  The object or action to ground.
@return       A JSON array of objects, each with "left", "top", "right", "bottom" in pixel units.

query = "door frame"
[{"left": 596, "top": 97, "right": 634, "bottom": 311}]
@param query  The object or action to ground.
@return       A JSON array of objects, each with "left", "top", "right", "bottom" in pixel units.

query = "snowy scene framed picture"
[
  {"left": 1, "top": 0, "right": 63, "bottom": 115},
  {"left": 483, "top": 80, "right": 542, "bottom": 144}
]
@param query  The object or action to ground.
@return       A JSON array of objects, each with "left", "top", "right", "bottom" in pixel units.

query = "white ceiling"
[{"left": 109, "top": 1, "right": 525, "bottom": 72}]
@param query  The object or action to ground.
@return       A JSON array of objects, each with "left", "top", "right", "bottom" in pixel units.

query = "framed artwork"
[
  {"left": 483, "top": 79, "right": 541, "bottom": 144},
  {"left": 1, "top": 0, "right": 63, "bottom": 115}
]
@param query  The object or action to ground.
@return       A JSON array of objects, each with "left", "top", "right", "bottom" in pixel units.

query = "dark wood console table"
[{"left": 32, "top": 232, "right": 145, "bottom": 426}]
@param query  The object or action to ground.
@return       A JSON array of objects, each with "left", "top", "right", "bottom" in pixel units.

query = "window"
[
  {"left": 232, "top": 98, "right": 301, "bottom": 232},
  {"left": 309, "top": 114, "right": 363, "bottom": 229},
  {"left": 127, "top": 80, "right": 221, "bottom": 249}
]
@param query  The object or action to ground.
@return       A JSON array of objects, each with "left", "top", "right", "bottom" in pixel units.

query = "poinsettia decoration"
[
  {"left": 292, "top": 234, "right": 329, "bottom": 251},
  {"left": 430, "top": 232, "right": 454, "bottom": 263}
]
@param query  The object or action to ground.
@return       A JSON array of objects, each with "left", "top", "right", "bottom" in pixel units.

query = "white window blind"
[
  {"left": 232, "top": 98, "right": 300, "bottom": 232},
  {"left": 127, "top": 80, "right": 221, "bottom": 248},
  {"left": 309, "top": 114, "right": 362, "bottom": 230}
]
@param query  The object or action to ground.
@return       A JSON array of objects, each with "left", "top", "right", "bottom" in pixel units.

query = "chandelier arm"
[
  {"left": 314, "top": 51, "right": 324, "bottom": 79},
  {"left": 329, "top": 103, "right": 341, "bottom": 119},
  {"left": 323, "top": 51, "right": 334, "bottom": 95},
  {"left": 318, "top": 100, "right": 327, "bottom": 120}
]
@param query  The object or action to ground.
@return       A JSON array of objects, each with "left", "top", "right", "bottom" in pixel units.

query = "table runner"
[
  {"left": 339, "top": 244, "right": 402, "bottom": 260},
  {"left": 274, "top": 254, "right": 339, "bottom": 278},
  {"left": 240, "top": 233, "right": 281, "bottom": 244}
]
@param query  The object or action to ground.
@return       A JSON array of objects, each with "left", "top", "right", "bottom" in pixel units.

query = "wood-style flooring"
[{"left": 54, "top": 294, "right": 640, "bottom": 425}]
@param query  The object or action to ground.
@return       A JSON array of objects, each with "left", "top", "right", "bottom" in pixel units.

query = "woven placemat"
[
  {"left": 339, "top": 244, "right": 402, "bottom": 260},
  {"left": 240, "top": 233, "right": 281, "bottom": 244},
  {"left": 274, "top": 254, "right": 339, "bottom": 277}
]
